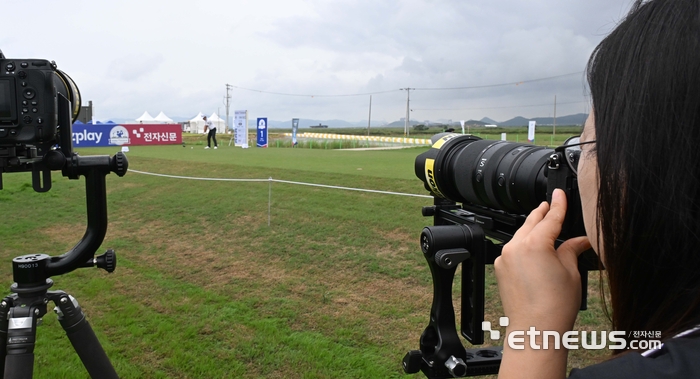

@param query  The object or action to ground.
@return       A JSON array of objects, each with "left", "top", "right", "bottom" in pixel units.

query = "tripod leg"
[
  {"left": 0, "top": 297, "right": 14, "bottom": 377},
  {"left": 3, "top": 303, "right": 40, "bottom": 379},
  {"left": 51, "top": 292, "right": 118, "bottom": 379}
]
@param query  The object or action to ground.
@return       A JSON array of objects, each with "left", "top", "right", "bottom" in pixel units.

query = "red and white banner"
[
  {"left": 71, "top": 123, "right": 182, "bottom": 147},
  {"left": 119, "top": 124, "right": 182, "bottom": 145}
]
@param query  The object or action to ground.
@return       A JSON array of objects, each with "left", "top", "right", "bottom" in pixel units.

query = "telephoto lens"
[{"left": 415, "top": 134, "right": 553, "bottom": 214}]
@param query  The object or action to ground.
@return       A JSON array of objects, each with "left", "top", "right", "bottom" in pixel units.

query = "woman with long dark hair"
[{"left": 495, "top": 0, "right": 700, "bottom": 377}]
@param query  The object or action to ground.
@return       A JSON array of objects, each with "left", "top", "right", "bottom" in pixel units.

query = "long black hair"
[{"left": 587, "top": 0, "right": 700, "bottom": 351}]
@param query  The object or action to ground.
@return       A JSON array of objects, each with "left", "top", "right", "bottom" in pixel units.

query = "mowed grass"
[{"left": 0, "top": 142, "right": 609, "bottom": 378}]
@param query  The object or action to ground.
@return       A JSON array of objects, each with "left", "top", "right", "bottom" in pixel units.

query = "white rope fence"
[{"left": 129, "top": 169, "right": 432, "bottom": 226}]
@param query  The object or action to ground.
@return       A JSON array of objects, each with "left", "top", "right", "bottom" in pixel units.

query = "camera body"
[{"left": 0, "top": 52, "right": 80, "bottom": 173}]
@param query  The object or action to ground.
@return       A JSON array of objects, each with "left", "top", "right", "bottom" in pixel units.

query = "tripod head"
[
  {"left": 402, "top": 197, "right": 599, "bottom": 378},
  {"left": 1, "top": 93, "right": 128, "bottom": 290},
  {"left": 11, "top": 150, "right": 127, "bottom": 290}
]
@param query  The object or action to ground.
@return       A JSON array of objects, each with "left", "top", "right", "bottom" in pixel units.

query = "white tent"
[
  {"left": 136, "top": 111, "right": 156, "bottom": 124},
  {"left": 209, "top": 113, "right": 226, "bottom": 132},
  {"left": 188, "top": 112, "right": 206, "bottom": 133},
  {"left": 154, "top": 111, "right": 175, "bottom": 123},
  {"left": 186, "top": 112, "right": 226, "bottom": 134}
]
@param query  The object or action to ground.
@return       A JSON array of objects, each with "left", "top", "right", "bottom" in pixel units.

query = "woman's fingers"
[
  {"left": 529, "top": 189, "right": 569, "bottom": 243},
  {"left": 556, "top": 236, "right": 592, "bottom": 269},
  {"left": 510, "top": 201, "right": 549, "bottom": 242}
]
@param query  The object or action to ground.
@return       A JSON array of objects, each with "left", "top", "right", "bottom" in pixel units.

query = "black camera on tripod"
[
  {"left": 0, "top": 50, "right": 127, "bottom": 378},
  {"left": 403, "top": 133, "right": 599, "bottom": 378},
  {"left": 0, "top": 50, "right": 84, "bottom": 192}
]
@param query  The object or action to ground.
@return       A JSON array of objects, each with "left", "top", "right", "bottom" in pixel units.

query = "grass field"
[
  {"left": 0, "top": 135, "right": 610, "bottom": 378},
  {"left": 262, "top": 126, "right": 582, "bottom": 150}
]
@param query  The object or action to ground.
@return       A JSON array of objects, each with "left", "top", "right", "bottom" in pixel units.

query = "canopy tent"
[
  {"left": 154, "top": 111, "right": 175, "bottom": 123},
  {"left": 136, "top": 111, "right": 156, "bottom": 124},
  {"left": 208, "top": 112, "right": 226, "bottom": 131},
  {"left": 185, "top": 112, "right": 226, "bottom": 133},
  {"left": 187, "top": 112, "right": 206, "bottom": 133}
]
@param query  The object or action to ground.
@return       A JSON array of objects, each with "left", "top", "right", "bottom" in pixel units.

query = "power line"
[
  {"left": 412, "top": 100, "right": 588, "bottom": 111},
  {"left": 229, "top": 71, "right": 585, "bottom": 98},
  {"left": 229, "top": 85, "right": 399, "bottom": 97},
  {"left": 413, "top": 71, "right": 584, "bottom": 91}
]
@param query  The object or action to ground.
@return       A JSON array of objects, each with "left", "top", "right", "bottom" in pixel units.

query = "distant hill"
[
  {"left": 465, "top": 119, "right": 487, "bottom": 127},
  {"left": 266, "top": 119, "right": 388, "bottom": 128},
  {"left": 499, "top": 116, "right": 531, "bottom": 127},
  {"left": 384, "top": 119, "right": 420, "bottom": 128},
  {"left": 498, "top": 113, "right": 587, "bottom": 127},
  {"left": 104, "top": 117, "right": 135, "bottom": 124},
  {"left": 100, "top": 113, "right": 587, "bottom": 129}
]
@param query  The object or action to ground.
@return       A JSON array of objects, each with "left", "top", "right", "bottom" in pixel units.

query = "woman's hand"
[{"left": 495, "top": 188, "right": 592, "bottom": 379}]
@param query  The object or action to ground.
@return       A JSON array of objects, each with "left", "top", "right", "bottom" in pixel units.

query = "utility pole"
[
  {"left": 401, "top": 88, "right": 414, "bottom": 136},
  {"left": 553, "top": 95, "right": 557, "bottom": 136},
  {"left": 224, "top": 84, "right": 233, "bottom": 133},
  {"left": 367, "top": 95, "right": 372, "bottom": 136}
]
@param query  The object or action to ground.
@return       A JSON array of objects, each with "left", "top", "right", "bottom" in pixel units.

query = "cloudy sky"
[{"left": 1, "top": 0, "right": 633, "bottom": 124}]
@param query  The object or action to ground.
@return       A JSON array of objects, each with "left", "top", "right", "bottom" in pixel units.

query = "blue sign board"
[
  {"left": 256, "top": 118, "right": 268, "bottom": 148},
  {"left": 71, "top": 123, "right": 116, "bottom": 147},
  {"left": 292, "top": 118, "right": 299, "bottom": 146}
]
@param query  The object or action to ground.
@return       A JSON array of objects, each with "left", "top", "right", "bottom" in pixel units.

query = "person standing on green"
[{"left": 203, "top": 115, "right": 217, "bottom": 149}]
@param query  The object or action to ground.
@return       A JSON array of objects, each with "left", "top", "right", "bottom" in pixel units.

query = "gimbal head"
[
  {"left": 403, "top": 198, "right": 599, "bottom": 378},
  {"left": 12, "top": 151, "right": 127, "bottom": 289}
]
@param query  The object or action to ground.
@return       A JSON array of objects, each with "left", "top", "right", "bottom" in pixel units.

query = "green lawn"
[{"left": 0, "top": 140, "right": 608, "bottom": 378}]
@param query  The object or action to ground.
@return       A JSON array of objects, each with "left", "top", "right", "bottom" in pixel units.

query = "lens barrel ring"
[{"left": 433, "top": 135, "right": 483, "bottom": 201}]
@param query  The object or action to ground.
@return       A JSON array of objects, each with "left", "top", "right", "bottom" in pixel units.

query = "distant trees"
[{"left": 413, "top": 124, "right": 429, "bottom": 131}]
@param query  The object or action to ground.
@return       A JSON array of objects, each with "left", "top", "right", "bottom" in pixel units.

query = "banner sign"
[
  {"left": 292, "top": 118, "right": 299, "bottom": 145},
  {"left": 256, "top": 117, "right": 268, "bottom": 148},
  {"left": 234, "top": 110, "right": 248, "bottom": 147},
  {"left": 71, "top": 123, "right": 182, "bottom": 147},
  {"left": 528, "top": 120, "right": 536, "bottom": 142}
]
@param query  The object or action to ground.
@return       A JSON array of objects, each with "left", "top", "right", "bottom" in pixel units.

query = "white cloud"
[{"left": 0, "top": 0, "right": 632, "bottom": 123}]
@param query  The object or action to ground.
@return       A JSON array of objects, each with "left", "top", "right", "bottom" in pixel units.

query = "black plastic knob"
[
  {"left": 111, "top": 152, "right": 128, "bottom": 177},
  {"left": 434, "top": 248, "right": 470, "bottom": 269},
  {"left": 402, "top": 350, "right": 423, "bottom": 374},
  {"left": 95, "top": 249, "right": 117, "bottom": 273},
  {"left": 421, "top": 206, "right": 436, "bottom": 217},
  {"left": 43, "top": 150, "right": 66, "bottom": 170}
]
